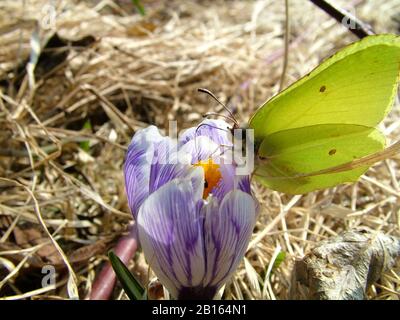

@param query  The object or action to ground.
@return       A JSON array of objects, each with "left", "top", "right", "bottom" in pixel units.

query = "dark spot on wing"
[
  {"left": 204, "top": 180, "right": 208, "bottom": 188},
  {"left": 328, "top": 149, "right": 336, "bottom": 156},
  {"left": 319, "top": 85, "right": 326, "bottom": 93}
]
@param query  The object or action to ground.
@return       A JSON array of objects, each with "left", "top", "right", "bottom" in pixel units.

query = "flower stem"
[{"left": 88, "top": 224, "right": 138, "bottom": 300}]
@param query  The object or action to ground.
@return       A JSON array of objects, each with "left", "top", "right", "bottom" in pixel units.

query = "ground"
[{"left": 0, "top": 0, "right": 399, "bottom": 300}]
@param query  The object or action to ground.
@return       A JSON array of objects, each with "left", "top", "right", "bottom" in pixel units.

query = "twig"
[
  {"left": 0, "top": 178, "right": 79, "bottom": 299},
  {"left": 309, "top": 0, "right": 375, "bottom": 39},
  {"left": 278, "top": 0, "right": 290, "bottom": 92}
]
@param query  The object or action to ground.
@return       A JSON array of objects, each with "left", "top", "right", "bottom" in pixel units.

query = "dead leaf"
[
  {"left": 2, "top": 223, "right": 110, "bottom": 270},
  {"left": 68, "top": 239, "right": 107, "bottom": 264},
  {"left": 290, "top": 228, "right": 400, "bottom": 300}
]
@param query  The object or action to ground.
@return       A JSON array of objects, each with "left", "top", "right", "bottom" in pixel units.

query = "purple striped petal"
[
  {"left": 124, "top": 126, "right": 193, "bottom": 219},
  {"left": 202, "top": 190, "right": 256, "bottom": 289},
  {"left": 124, "top": 126, "right": 163, "bottom": 218},
  {"left": 179, "top": 119, "right": 233, "bottom": 148},
  {"left": 210, "top": 164, "right": 235, "bottom": 201},
  {"left": 212, "top": 172, "right": 253, "bottom": 203},
  {"left": 180, "top": 136, "right": 224, "bottom": 164},
  {"left": 237, "top": 175, "right": 251, "bottom": 194},
  {"left": 137, "top": 173, "right": 206, "bottom": 299}
]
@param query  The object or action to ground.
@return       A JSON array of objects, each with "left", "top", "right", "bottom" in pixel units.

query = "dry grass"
[{"left": 0, "top": 0, "right": 399, "bottom": 300}]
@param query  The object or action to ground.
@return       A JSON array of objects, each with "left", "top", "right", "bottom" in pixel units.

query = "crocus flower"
[{"left": 124, "top": 119, "right": 257, "bottom": 299}]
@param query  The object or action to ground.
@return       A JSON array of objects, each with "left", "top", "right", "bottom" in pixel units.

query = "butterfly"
[{"left": 200, "top": 34, "right": 400, "bottom": 194}]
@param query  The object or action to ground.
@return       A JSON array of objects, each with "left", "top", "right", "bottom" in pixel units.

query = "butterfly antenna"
[
  {"left": 198, "top": 88, "right": 239, "bottom": 126},
  {"left": 202, "top": 112, "right": 237, "bottom": 123},
  {"left": 194, "top": 122, "right": 232, "bottom": 161}
]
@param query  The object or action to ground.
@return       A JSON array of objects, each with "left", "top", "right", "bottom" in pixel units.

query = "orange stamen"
[{"left": 194, "top": 158, "right": 221, "bottom": 199}]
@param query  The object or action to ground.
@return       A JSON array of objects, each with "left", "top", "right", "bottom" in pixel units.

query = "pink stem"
[{"left": 88, "top": 224, "right": 138, "bottom": 300}]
